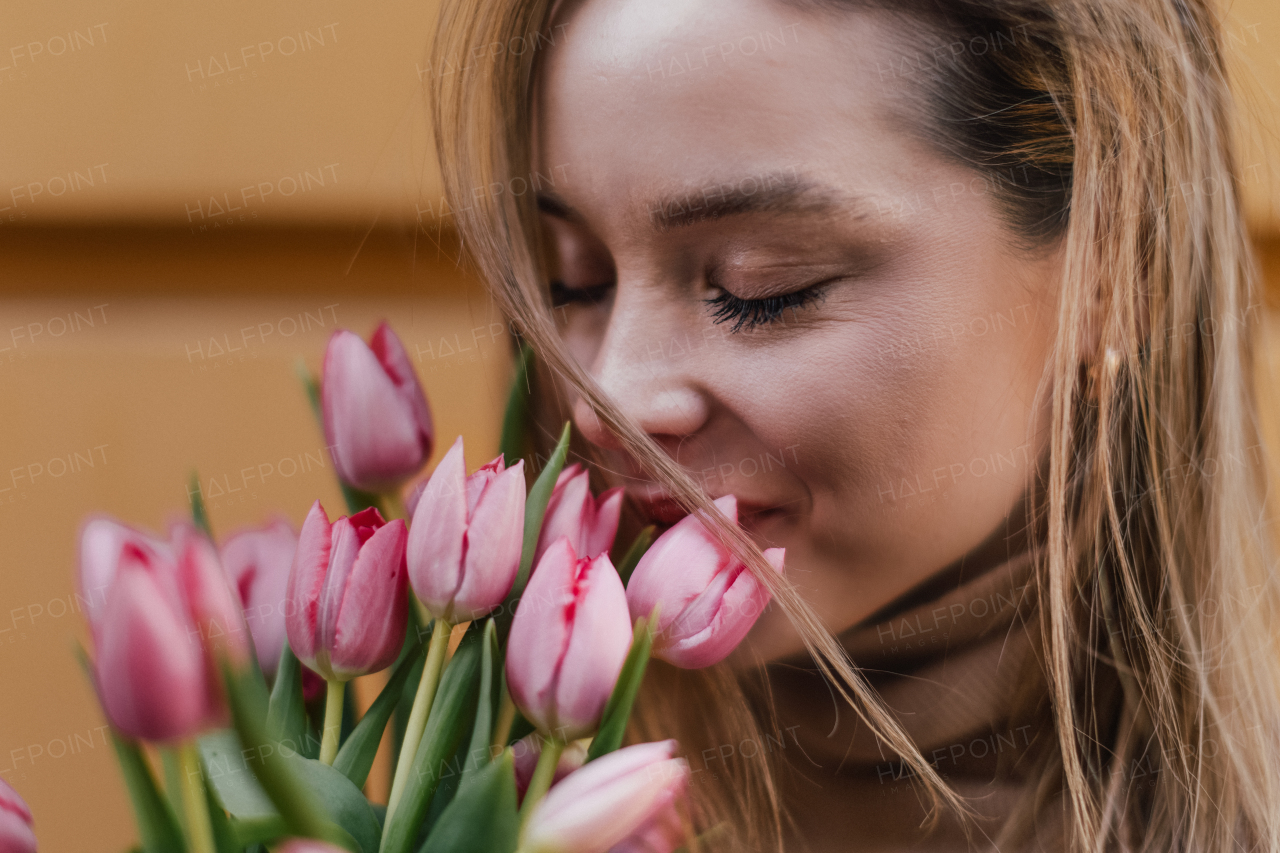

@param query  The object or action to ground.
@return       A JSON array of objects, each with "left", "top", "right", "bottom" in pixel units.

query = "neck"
[{"left": 758, "top": 497, "right": 1045, "bottom": 852}]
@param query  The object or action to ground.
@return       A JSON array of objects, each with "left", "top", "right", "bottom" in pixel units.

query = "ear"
[
  {"left": 1078, "top": 277, "right": 1104, "bottom": 364},
  {"left": 1074, "top": 244, "right": 1150, "bottom": 370}
]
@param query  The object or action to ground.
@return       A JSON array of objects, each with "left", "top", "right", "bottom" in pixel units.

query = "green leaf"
[
  {"left": 160, "top": 749, "right": 185, "bottom": 834},
  {"left": 498, "top": 421, "right": 572, "bottom": 641},
  {"left": 294, "top": 358, "right": 384, "bottom": 516},
  {"left": 296, "top": 358, "right": 323, "bottom": 421},
  {"left": 200, "top": 730, "right": 276, "bottom": 818},
  {"left": 333, "top": 639, "right": 425, "bottom": 788},
  {"left": 288, "top": 757, "right": 383, "bottom": 853},
  {"left": 393, "top": 616, "right": 428, "bottom": 771},
  {"left": 339, "top": 483, "right": 385, "bottom": 517},
  {"left": 200, "top": 754, "right": 241, "bottom": 853},
  {"left": 587, "top": 615, "right": 655, "bottom": 761},
  {"left": 221, "top": 662, "right": 356, "bottom": 850},
  {"left": 201, "top": 728, "right": 376, "bottom": 853},
  {"left": 460, "top": 621, "right": 499, "bottom": 787},
  {"left": 418, "top": 751, "right": 519, "bottom": 853},
  {"left": 229, "top": 815, "right": 288, "bottom": 848},
  {"left": 379, "top": 628, "right": 485, "bottom": 853},
  {"left": 614, "top": 526, "right": 656, "bottom": 586},
  {"left": 499, "top": 344, "right": 533, "bottom": 467},
  {"left": 506, "top": 711, "right": 534, "bottom": 748},
  {"left": 267, "top": 640, "right": 309, "bottom": 751},
  {"left": 72, "top": 644, "right": 184, "bottom": 853},
  {"left": 189, "top": 470, "right": 213, "bottom": 539},
  {"left": 418, "top": 738, "right": 463, "bottom": 840},
  {"left": 107, "top": 730, "right": 187, "bottom": 853}
]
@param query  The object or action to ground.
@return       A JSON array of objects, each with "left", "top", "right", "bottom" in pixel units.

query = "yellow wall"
[{"left": 3, "top": 0, "right": 1280, "bottom": 850}]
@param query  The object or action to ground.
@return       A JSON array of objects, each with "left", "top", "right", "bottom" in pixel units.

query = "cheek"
[
  {"left": 557, "top": 306, "right": 608, "bottom": 371},
  {"left": 714, "top": 257, "right": 1055, "bottom": 561},
  {"left": 843, "top": 289, "right": 1051, "bottom": 558}
]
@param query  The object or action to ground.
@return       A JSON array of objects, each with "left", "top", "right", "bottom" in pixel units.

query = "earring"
[{"left": 1085, "top": 347, "right": 1121, "bottom": 401}]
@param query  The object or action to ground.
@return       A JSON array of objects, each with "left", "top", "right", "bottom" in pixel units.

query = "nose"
[{"left": 571, "top": 287, "right": 711, "bottom": 454}]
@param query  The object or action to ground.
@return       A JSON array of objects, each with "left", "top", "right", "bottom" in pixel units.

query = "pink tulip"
[
  {"left": 625, "top": 496, "right": 784, "bottom": 669},
  {"left": 506, "top": 538, "right": 632, "bottom": 740},
  {"left": 0, "top": 778, "right": 36, "bottom": 853},
  {"left": 512, "top": 733, "right": 588, "bottom": 802},
  {"left": 84, "top": 520, "right": 251, "bottom": 742},
  {"left": 609, "top": 806, "right": 687, "bottom": 853},
  {"left": 220, "top": 519, "right": 298, "bottom": 679},
  {"left": 322, "top": 323, "right": 434, "bottom": 493},
  {"left": 77, "top": 516, "right": 170, "bottom": 634},
  {"left": 406, "top": 437, "right": 525, "bottom": 622},
  {"left": 533, "top": 464, "right": 623, "bottom": 569},
  {"left": 275, "top": 841, "right": 348, "bottom": 853},
  {"left": 523, "top": 741, "right": 690, "bottom": 853},
  {"left": 286, "top": 502, "right": 408, "bottom": 681},
  {"left": 176, "top": 527, "right": 255, "bottom": 667}
]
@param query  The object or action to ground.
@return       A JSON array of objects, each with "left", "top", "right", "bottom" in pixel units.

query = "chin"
[{"left": 727, "top": 606, "right": 809, "bottom": 667}]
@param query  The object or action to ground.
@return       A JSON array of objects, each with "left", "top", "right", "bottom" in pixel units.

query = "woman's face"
[{"left": 534, "top": 0, "right": 1062, "bottom": 660}]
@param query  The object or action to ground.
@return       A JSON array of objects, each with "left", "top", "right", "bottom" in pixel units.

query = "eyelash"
[
  {"left": 704, "top": 284, "right": 828, "bottom": 332},
  {"left": 549, "top": 278, "right": 829, "bottom": 332}
]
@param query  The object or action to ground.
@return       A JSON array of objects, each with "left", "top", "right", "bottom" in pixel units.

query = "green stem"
[
  {"left": 519, "top": 737, "right": 565, "bottom": 832},
  {"left": 491, "top": 681, "right": 517, "bottom": 753},
  {"left": 384, "top": 492, "right": 409, "bottom": 522},
  {"left": 319, "top": 679, "right": 345, "bottom": 765},
  {"left": 412, "top": 596, "right": 433, "bottom": 628},
  {"left": 385, "top": 616, "right": 452, "bottom": 825},
  {"left": 177, "top": 741, "right": 216, "bottom": 853}
]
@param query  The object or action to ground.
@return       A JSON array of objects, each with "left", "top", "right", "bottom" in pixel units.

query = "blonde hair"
[{"left": 427, "top": 0, "right": 1280, "bottom": 849}]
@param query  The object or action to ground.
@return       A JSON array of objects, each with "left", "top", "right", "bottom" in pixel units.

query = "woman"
[{"left": 429, "top": 0, "right": 1280, "bottom": 849}]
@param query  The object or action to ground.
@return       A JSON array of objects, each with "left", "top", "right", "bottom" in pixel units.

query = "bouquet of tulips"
[{"left": 34, "top": 323, "right": 785, "bottom": 853}]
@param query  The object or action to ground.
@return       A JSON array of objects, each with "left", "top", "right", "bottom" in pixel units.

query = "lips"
[
  {"left": 627, "top": 484, "right": 689, "bottom": 526},
  {"left": 627, "top": 483, "right": 786, "bottom": 535}
]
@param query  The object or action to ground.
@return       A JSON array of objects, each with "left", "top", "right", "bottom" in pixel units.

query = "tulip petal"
[
  {"left": 96, "top": 561, "right": 210, "bottom": 742},
  {"left": 286, "top": 501, "right": 332, "bottom": 670},
  {"left": 554, "top": 463, "right": 583, "bottom": 491},
  {"left": 175, "top": 527, "right": 252, "bottom": 671},
  {"left": 0, "top": 778, "right": 36, "bottom": 853},
  {"left": 525, "top": 741, "right": 688, "bottom": 853},
  {"left": 329, "top": 519, "right": 408, "bottom": 680},
  {"left": 317, "top": 518, "right": 362, "bottom": 662},
  {"left": 625, "top": 504, "right": 735, "bottom": 635},
  {"left": 323, "top": 329, "right": 426, "bottom": 492},
  {"left": 406, "top": 437, "right": 468, "bottom": 616},
  {"left": 661, "top": 548, "right": 783, "bottom": 669},
  {"left": 77, "top": 516, "right": 169, "bottom": 633},
  {"left": 661, "top": 564, "right": 737, "bottom": 643},
  {"left": 276, "top": 841, "right": 350, "bottom": 853},
  {"left": 0, "top": 779, "right": 32, "bottom": 826},
  {"left": 535, "top": 466, "right": 590, "bottom": 567},
  {"left": 453, "top": 460, "right": 525, "bottom": 620},
  {"left": 221, "top": 519, "right": 296, "bottom": 678},
  {"left": 609, "top": 800, "right": 687, "bottom": 853},
  {"left": 465, "top": 457, "right": 504, "bottom": 516},
  {"left": 0, "top": 815, "right": 36, "bottom": 853},
  {"left": 506, "top": 538, "right": 578, "bottom": 734},
  {"left": 346, "top": 507, "right": 387, "bottom": 545},
  {"left": 551, "top": 554, "right": 632, "bottom": 739},
  {"left": 370, "top": 321, "right": 434, "bottom": 456},
  {"left": 586, "top": 487, "right": 624, "bottom": 560}
]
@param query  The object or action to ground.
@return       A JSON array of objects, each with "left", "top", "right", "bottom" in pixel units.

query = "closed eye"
[{"left": 704, "top": 283, "right": 829, "bottom": 332}]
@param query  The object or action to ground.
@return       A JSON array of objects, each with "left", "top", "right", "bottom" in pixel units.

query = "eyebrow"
[{"left": 537, "top": 171, "right": 870, "bottom": 232}]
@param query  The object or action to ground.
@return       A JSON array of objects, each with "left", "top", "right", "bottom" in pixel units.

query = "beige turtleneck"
[{"left": 767, "top": 552, "right": 1056, "bottom": 853}]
